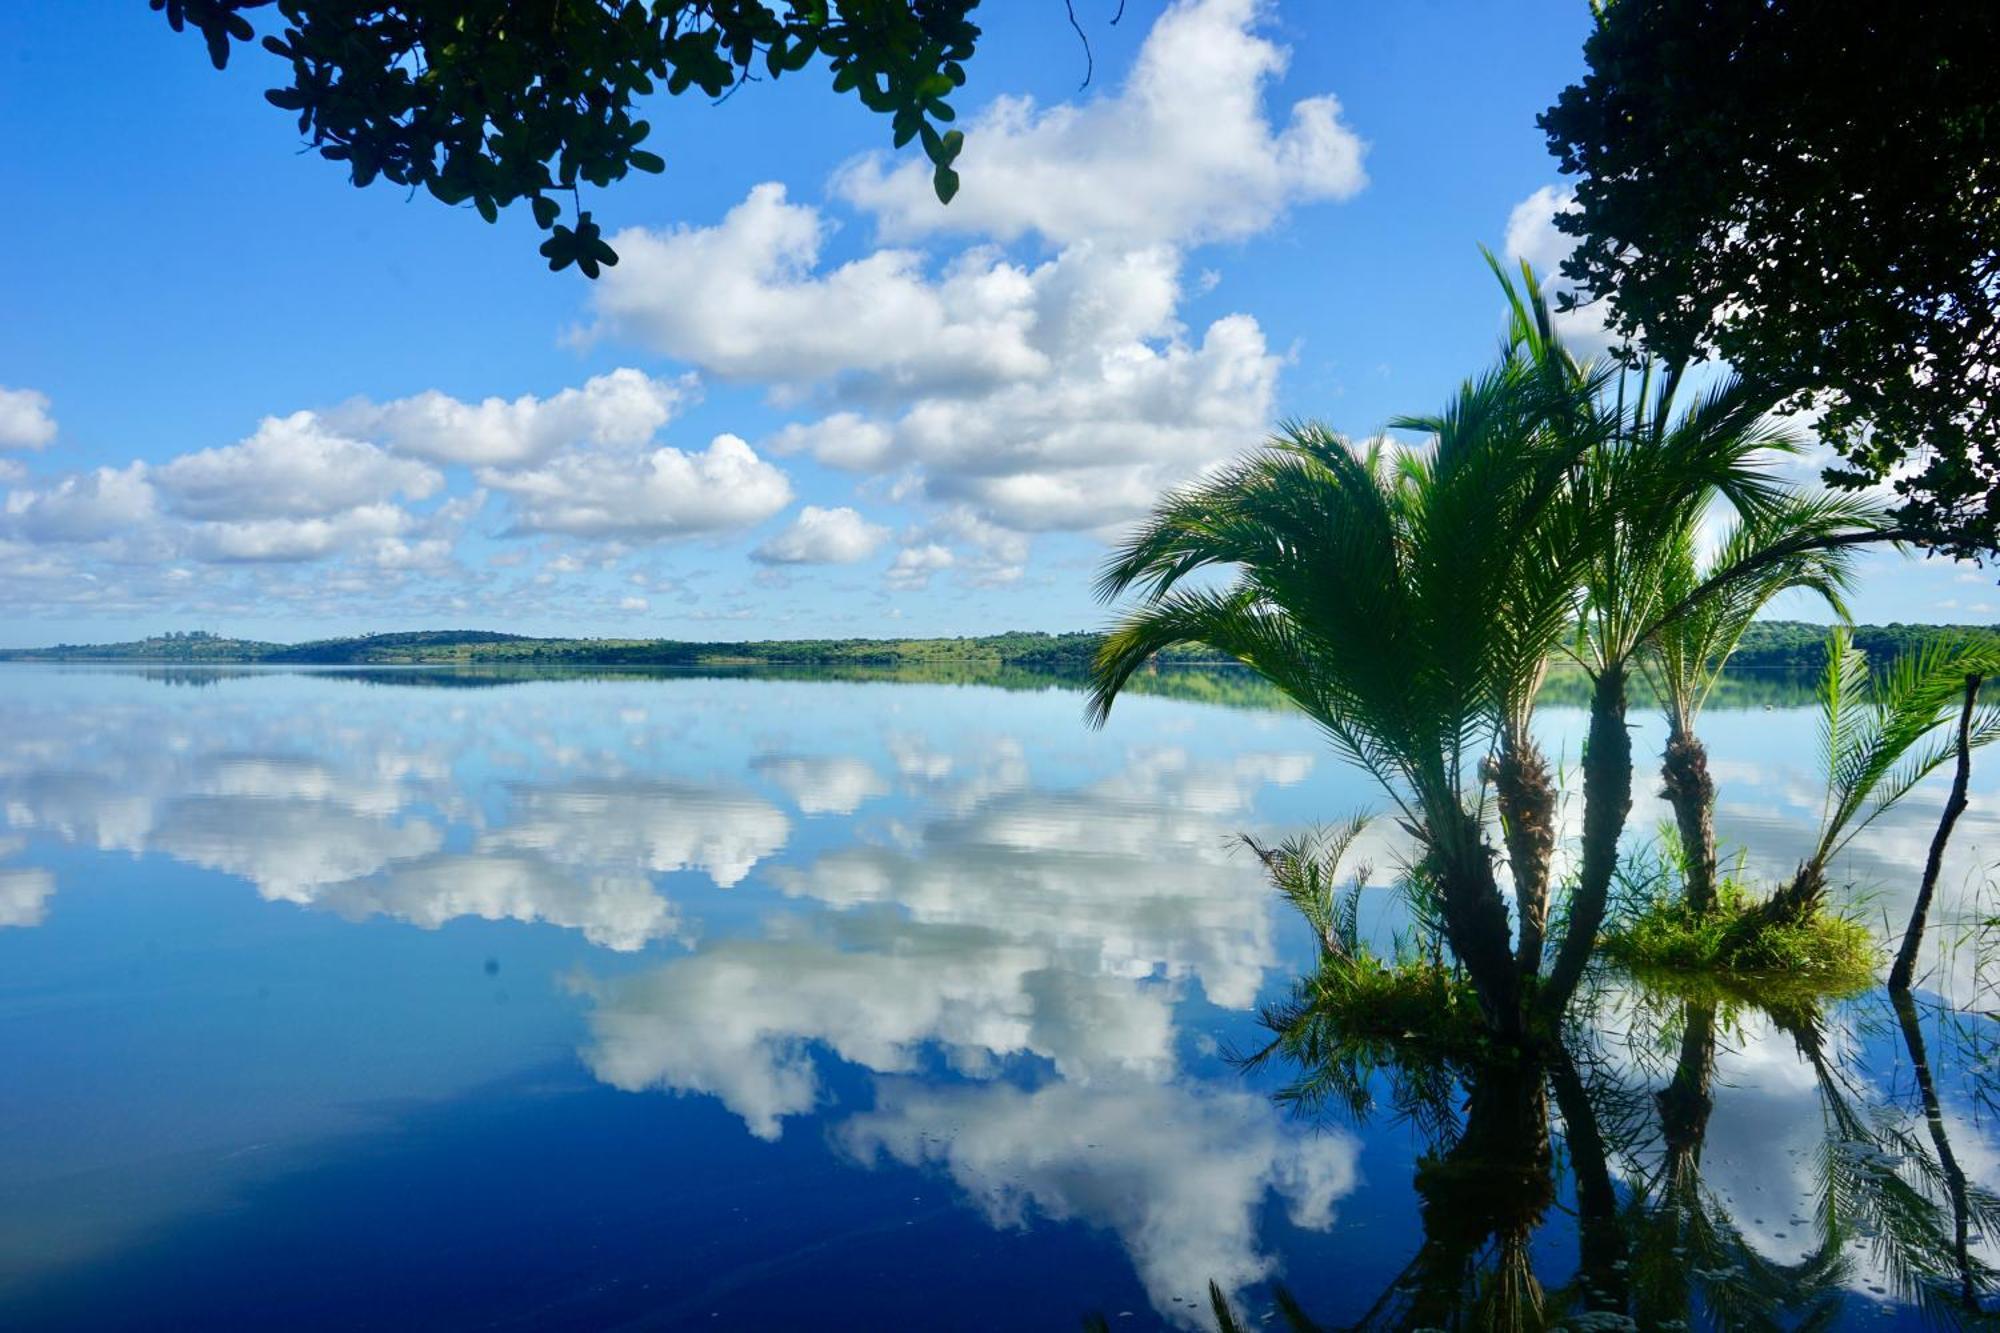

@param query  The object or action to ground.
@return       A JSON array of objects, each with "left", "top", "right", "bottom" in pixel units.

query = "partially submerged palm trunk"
[
  {"left": 1660, "top": 724, "right": 1718, "bottom": 912},
  {"left": 1729, "top": 860, "right": 1827, "bottom": 944},
  {"left": 1891, "top": 672, "right": 1982, "bottom": 992},
  {"left": 1492, "top": 730, "right": 1558, "bottom": 984},
  {"left": 1539, "top": 665, "right": 1632, "bottom": 1021}
]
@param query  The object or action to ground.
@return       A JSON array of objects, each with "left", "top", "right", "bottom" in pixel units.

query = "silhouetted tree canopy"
[
  {"left": 154, "top": 0, "right": 980, "bottom": 276},
  {"left": 1540, "top": 0, "right": 2000, "bottom": 558}
]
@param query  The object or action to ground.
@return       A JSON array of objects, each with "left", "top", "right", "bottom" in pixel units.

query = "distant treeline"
[
  {"left": 0, "top": 627, "right": 1140, "bottom": 669},
  {"left": 1729, "top": 620, "right": 2000, "bottom": 670},
  {"left": 3, "top": 620, "right": 1992, "bottom": 675}
]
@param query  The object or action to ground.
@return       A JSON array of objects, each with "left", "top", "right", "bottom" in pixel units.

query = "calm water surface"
[{"left": 0, "top": 666, "right": 1994, "bottom": 1329}]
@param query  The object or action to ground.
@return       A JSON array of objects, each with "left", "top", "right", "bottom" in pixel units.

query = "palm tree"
[
  {"left": 1240, "top": 816, "right": 1374, "bottom": 966},
  {"left": 1398, "top": 265, "right": 1597, "bottom": 991},
  {"left": 1732, "top": 626, "right": 2000, "bottom": 940},
  {"left": 1644, "top": 496, "right": 1876, "bottom": 911},
  {"left": 1091, "top": 263, "right": 1888, "bottom": 1037},
  {"left": 1536, "top": 360, "right": 1821, "bottom": 1022},
  {"left": 1087, "top": 333, "right": 1588, "bottom": 1039}
]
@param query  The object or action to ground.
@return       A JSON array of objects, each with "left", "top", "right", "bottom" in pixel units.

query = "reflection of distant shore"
[{"left": 1, "top": 657, "right": 1845, "bottom": 714}]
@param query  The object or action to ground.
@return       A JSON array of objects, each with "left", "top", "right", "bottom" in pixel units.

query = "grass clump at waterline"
[
  {"left": 1289, "top": 953, "right": 1488, "bottom": 1052},
  {"left": 1241, "top": 821, "right": 1500, "bottom": 1060},
  {"left": 1245, "top": 951, "right": 1499, "bottom": 1123},
  {"left": 1601, "top": 877, "right": 1878, "bottom": 993}
]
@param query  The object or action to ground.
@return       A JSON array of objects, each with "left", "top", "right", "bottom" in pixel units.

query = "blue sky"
[{"left": 0, "top": 0, "right": 1978, "bottom": 646}]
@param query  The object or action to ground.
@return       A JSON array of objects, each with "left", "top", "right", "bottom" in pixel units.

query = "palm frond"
[
  {"left": 1811, "top": 631, "right": 2000, "bottom": 868},
  {"left": 1209, "top": 1282, "right": 1248, "bottom": 1333}
]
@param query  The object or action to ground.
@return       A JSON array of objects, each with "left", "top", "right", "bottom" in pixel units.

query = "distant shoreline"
[{"left": 0, "top": 620, "right": 1991, "bottom": 674}]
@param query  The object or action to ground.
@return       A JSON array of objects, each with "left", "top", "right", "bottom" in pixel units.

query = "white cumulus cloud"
[
  {"left": 885, "top": 542, "right": 955, "bottom": 590},
  {"left": 333, "top": 368, "right": 694, "bottom": 468},
  {"left": 751, "top": 505, "right": 890, "bottom": 565},
  {"left": 1504, "top": 185, "right": 1617, "bottom": 356},
  {"left": 570, "top": 0, "right": 1358, "bottom": 552},
  {"left": 154, "top": 411, "right": 441, "bottom": 520},
  {"left": 833, "top": 0, "right": 1366, "bottom": 249},
  {"left": 190, "top": 502, "right": 412, "bottom": 564},
  {"left": 481, "top": 433, "right": 792, "bottom": 541},
  {"left": 3, "top": 464, "right": 158, "bottom": 544},
  {"left": 583, "top": 183, "right": 1048, "bottom": 387},
  {"left": 0, "top": 387, "right": 57, "bottom": 450},
  {"left": 623, "top": 230, "right": 1281, "bottom": 537}
]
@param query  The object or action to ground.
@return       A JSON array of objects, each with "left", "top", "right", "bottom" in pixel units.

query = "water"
[{"left": 0, "top": 665, "right": 1993, "bottom": 1329}]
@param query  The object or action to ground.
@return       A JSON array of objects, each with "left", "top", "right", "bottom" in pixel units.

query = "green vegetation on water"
[
  {"left": 1265, "top": 956, "right": 1489, "bottom": 1062},
  {"left": 1602, "top": 879, "right": 1879, "bottom": 994}
]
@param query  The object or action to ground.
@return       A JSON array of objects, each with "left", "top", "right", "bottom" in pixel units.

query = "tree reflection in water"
[{"left": 1176, "top": 985, "right": 2000, "bottom": 1331}]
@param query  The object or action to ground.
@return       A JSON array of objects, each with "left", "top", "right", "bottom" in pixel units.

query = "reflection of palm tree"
[
  {"left": 1215, "top": 990, "right": 1998, "bottom": 1332},
  {"left": 1893, "top": 991, "right": 1985, "bottom": 1315},
  {"left": 1775, "top": 1001, "right": 2000, "bottom": 1326},
  {"left": 1619, "top": 999, "right": 1802, "bottom": 1330},
  {"left": 1636, "top": 1001, "right": 1726, "bottom": 1322},
  {"left": 1335, "top": 1048, "right": 1625, "bottom": 1331},
  {"left": 1348, "top": 1058, "right": 1557, "bottom": 1331},
  {"left": 1548, "top": 1043, "right": 1628, "bottom": 1318}
]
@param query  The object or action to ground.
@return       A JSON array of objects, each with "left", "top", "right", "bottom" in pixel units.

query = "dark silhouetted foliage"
[
  {"left": 155, "top": 0, "right": 979, "bottom": 274},
  {"left": 1541, "top": 0, "right": 2000, "bottom": 557}
]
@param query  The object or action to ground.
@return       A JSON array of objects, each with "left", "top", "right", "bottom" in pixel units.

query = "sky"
[{"left": 0, "top": 0, "right": 1984, "bottom": 647}]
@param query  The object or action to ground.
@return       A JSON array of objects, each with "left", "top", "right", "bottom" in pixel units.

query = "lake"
[{"left": 0, "top": 665, "right": 1994, "bottom": 1329}]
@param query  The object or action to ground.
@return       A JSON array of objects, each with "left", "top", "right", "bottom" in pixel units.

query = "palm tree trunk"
[
  {"left": 1727, "top": 860, "right": 1826, "bottom": 948},
  {"left": 1890, "top": 673, "right": 1981, "bottom": 992},
  {"left": 1539, "top": 664, "right": 1631, "bottom": 1022},
  {"left": 1493, "top": 731, "right": 1558, "bottom": 984},
  {"left": 1433, "top": 809, "right": 1526, "bottom": 1041},
  {"left": 1661, "top": 725, "right": 1718, "bottom": 913}
]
